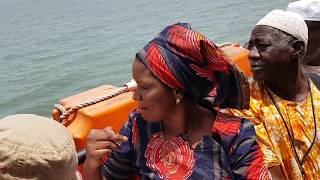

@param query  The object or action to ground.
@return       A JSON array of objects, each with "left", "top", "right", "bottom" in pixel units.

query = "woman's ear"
[
  {"left": 172, "top": 90, "right": 184, "bottom": 104},
  {"left": 291, "top": 40, "right": 305, "bottom": 59}
]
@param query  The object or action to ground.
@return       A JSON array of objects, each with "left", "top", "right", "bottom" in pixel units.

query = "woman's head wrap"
[{"left": 136, "top": 23, "right": 249, "bottom": 110}]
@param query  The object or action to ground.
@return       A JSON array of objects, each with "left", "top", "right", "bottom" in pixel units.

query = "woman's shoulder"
[
  {"left": 212, "top": 113, "right": 270, "bottom": 179},
  {"left": 212, "top": 112, "right": 245, "bottom": 136},
  {"left": 212, "top": 112, "right": 256, "bottom": 151}
]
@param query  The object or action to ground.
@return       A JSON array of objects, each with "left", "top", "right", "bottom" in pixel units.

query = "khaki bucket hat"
[{"left": 0, "top": 114, "right": 79, "bottom": 180}]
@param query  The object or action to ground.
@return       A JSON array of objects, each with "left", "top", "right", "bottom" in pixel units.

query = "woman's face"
[{"left": 132, "top": 59, "right": 177, "bottom": 122}]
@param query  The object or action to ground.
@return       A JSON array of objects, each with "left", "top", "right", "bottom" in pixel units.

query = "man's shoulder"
[
  {"left": 303, "top": 65, "right": 320, "bottom": 76},
  {"left": 307, "top": 72, "right": 320, "bottom": 91}
]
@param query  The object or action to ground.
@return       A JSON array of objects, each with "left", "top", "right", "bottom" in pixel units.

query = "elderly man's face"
[
  {"left": 247, "top": 25, "right": 294, "bottom": 81},
  {"left": 305, "top": 21, "right": 320, "bottom": 66}
]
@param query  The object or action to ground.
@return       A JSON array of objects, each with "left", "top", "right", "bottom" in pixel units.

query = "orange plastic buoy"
[
  {"left": 221, "top": 45, "right": 252, "bottom": 77},
  {"left": 52, "top": 85, "right": 137, "bottom": 150}
]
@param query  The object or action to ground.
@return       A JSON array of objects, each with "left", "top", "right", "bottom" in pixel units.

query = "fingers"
[
  {"left": 87, "top": 129, "right": 109, "bottom": 141},
  {"left": 102, "top": 127, "right": 128, "bottom": 145},
  {"left": 85, "top": 127, "right": 128, "bottom": 161},
  {"left": 87, "top": 127, "right": 127, "bottom": 142},
  {"left": 93, "top": 141, "right": 121, "bottom": 151},
  {"left": 88, "top": 149, "right": 113, "bottom": 160}
]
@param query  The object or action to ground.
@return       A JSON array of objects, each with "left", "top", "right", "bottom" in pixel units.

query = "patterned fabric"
[
  {"left": 145, "top": 132, "right": 195, "bottom": 179},
  {"left": 227, "top": 80, "right": 320, "bottom": 179},
  {"left": 101, "top": 110, "right": 270, "bottom": 179},
  {"left": 136, "top": 23, "right": 249, "bottom": 110}
]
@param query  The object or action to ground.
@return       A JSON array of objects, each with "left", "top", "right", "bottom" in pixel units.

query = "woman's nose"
[{"left": 132, "top": 90, "right": 141, "bottom": 101}]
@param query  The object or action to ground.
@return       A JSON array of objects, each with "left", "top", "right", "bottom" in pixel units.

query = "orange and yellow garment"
[{"left": 227, "top": 80, "right": 320, "bottom": 179}]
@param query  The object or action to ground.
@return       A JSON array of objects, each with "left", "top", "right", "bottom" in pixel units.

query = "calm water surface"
[{"left": 0, "top": 0, "right": 288, "bottom": 117}]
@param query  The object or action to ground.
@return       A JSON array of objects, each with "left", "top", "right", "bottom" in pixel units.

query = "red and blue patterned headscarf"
[{"left": 136, "top": 23, "right": 249, "bottom": 110}]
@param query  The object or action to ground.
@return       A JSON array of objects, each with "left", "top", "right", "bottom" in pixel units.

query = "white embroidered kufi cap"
[{"left": 256, "top": 9, "right": 308, "bottom": 47}]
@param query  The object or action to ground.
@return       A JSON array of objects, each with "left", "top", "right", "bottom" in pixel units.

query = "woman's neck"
[{"left": 162, "top": 101, "right": 215, "bottom": 140}]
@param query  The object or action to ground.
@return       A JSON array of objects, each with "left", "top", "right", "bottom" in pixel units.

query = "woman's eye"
[{"left": 139, "top": 85, "right": 148, "bottom": 90}]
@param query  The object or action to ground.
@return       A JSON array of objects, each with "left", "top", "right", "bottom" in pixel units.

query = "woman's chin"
[{"left": 140, "top": 113, "right": 161, "bottom": 123}]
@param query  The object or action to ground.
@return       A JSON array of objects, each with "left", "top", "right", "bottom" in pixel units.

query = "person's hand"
[{"left": 85, "top": 127, "right": 128, "bottom": 167}]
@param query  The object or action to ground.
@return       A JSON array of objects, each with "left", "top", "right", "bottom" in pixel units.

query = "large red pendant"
[{"left": 145, "top": 132, "right": 195, "bottom": 180}]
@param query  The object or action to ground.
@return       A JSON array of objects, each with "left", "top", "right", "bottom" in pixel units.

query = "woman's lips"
[{"left": 137, "top": 106, "right": 147, "bottom": 111}]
